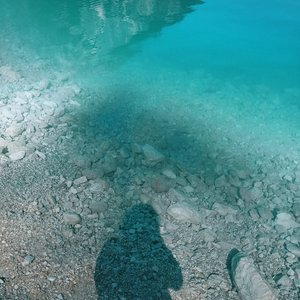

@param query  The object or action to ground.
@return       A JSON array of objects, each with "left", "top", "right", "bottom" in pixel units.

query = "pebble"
[
  {"left": 214, "top": 175, "right": 227, "bottom": 188},
  {"left": 89, "top": 179, "right": 108, "bottom": 193},
  {"left": 162, "top": 169, "right": 177, "bottom": 179},
  {"left": 256, "top": 206, "right": 273, "bottom": 220},
  {"left": 202, "top": 228, "right": 217, "bottom": 242},
  {"left": 292, "top": 202, "right": 300, "bottom": 218},
  {"left": 22, "top": 255, "right": 35, "bottom": 266},
  {"left": 5, "top": 124, "right": 25, "bottom": 138},
  {"left": 47, "top": 275, "right": 56, "bottom": 282},
  {"left": 9, "top": 150, "right": 26, "bottom": 161},
  {"left": 285, "top": 242, "right": 300, "bottom": 257},
  {"left": 142, "top": 144, "right": 164, "bottom": 165},
  {"left": 276, "top": 274, "right": 292, "bottom": 287},
  {"left": 63, "top": 212, "right": 81, "bottom": 225},
  {"left": 167, "top": 202, "right": 207, "bottom": 224},
  {"left": 275, "top": 212, "right": 299, "bottom": 230},
  {"left": 102, "top": 157, "right": 117, "bottom": 175},
  {"left": 73, "top": 176, "right": 87, "bottom": 185},
  {"left": 239, "top": 187, "right": 253, "bottom": 202},
  {"left": 212, "top": 202, "right": 238, "bottom": 216},
  {"left": 89, "top": 200, "right": 108, "bottom": 214},
  {"left": 151, "top": 176, "right": 173, "bottom": 193},
  {"left": 69, "top": 187, "right": 78, "bottom": 194}
]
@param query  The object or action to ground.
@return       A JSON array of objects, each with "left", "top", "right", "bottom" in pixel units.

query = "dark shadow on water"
[{"left": 94, "top": 203, "right": 183, "bottom": 300}]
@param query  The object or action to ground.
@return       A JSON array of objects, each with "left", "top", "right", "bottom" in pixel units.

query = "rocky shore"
[{"left": 0, "top": 61, "right": 300, "bottom": 300}]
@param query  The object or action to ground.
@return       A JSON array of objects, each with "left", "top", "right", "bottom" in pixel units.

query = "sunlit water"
[{"left": 1, "top": 0, "right": 300, "bottom": 172}]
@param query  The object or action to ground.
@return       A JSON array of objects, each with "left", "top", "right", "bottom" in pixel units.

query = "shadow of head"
[{"left": 94, "top": 203, "right": 183, "bottom": 299}]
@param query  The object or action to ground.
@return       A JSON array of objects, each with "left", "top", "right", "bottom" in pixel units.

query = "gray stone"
[
  {"left": 9, "top": 150, "right": 26, "bottom": 161},
  {"left": 215, "top": 175, "right": 227, "bottom": 188},
  {"left": 89, "top": 200, "right": 108, "bottom": 214},
  {"left": 228, "top": 250, "right": 277, "bottom": 300},
  {"left": 239, "top": 187, "right": 253, "bottom": 202},
  {"left": 285, "top": 242, "right": 300, "bottom": 257},
  {"left": 202, "top": 228, "right": 217, "bottom": 243},
  {"left": 162, "top": 169, "right": 177, "bottom": 179},
  {"left": 256, "top": 206, "right": 273, "bottom": 220},
  {"left": 22, "top": 255, "right": 35, "bottom": 266},
  {"left": 151, "top": 177, "right": 173, "bottom": 193},
  {"left": 102, "top": 157, "right": 117, "bottom": 175},
  {"left": 73, "top": 176, "right": 87, "bottom": 185},
  {"left": 167, "top": 202, "right": 209, "bottom": 224},
  {"left": 63, "top": 212, "right": 81, "bottom": 225},
  {"left": 212, "top": 202, "right": 238, "bottom": 216},
  {"left": 142, "top": 144, "right": 164, "bottom": 165},
  {"left": 5, "top": 124, "right": 25, "bottom": 138},
  {"left": 89, "top": 179, "right": 108, "bottom": 193},
  {"left": 275, "top": 274, "right": 292, "bottom": 287},
  {"left": 292, "top": 202, "right": 300, "bottom": 218},
  {"left": 275, "top": 212, "right": 299, "bottom": 230},
  {"left": 168, "top": 188, "right": 186, "bottom": 202}
]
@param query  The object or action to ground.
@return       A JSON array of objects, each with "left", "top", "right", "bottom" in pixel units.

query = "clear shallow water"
[{"left": 1, "top": 0, "right": 300, "bottom": 170}]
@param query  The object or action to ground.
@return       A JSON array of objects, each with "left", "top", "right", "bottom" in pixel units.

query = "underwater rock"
[
  {"left": 89, "top": 200, "right": 108, "bottom": 214},
  {"left": 22, "top": 255, "right": 35, "bottom": 266},
  {"left": 274, "top": 212, "right": 299, "bottom": 230},
  {"left": 162, "top": 169, "right": 177, "bottom": 179},
  {"left": 89, "top": 179, "right": 109, "bottom": 193},
  {"left": 227, "top": 249, "right": 277, "bottom": 300},
  {"left": 167, "top": 202, "right": 207, "bottom": 224},
  {"left": 292, "top": 202, "right": 300, "bottom": 218},
  {"left": 285, "top": 242, "right": 300, "bottom": 257},
  {"left": 151, "top": 176, "right": 173, "bottom": 193},
  {"left": 214, "top": 175, "right": 227, "bottom": 188},
  {"left": 5, "top": 123, "right": 25, "bottom": 138},
  {"left": 101, "top": 157, "right": 117, "bottom": 176},
  {"left": 212, "top": 202, "right": 238, "bottom": 216},
  {"left": 63, "top": 212, "right": 81, "bottom": 225},
  {"left": 8, "top": 149, "right": 26, "bottom": 161},
  {"left": 73, "top": 176, "right": 88, "bottom": 186},
  {"left": 142, "top": 144, "right": 165, "bottom": 165}
]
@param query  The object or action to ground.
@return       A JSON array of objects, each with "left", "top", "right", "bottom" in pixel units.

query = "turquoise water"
[
  {"left": 1, "top": 0, "right": 300, "bottom": 86},
  {"left": 1, "top": 1, "right": 300, "bottom": 299},
  {"left": 1, "top": 0, "right": 300, "bottom": 175}
]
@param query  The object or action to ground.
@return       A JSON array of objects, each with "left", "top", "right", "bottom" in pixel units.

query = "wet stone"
[
  {"left": 89, "top": 200, "right": 108, "bottom": 214},
  {"left": 142, "top": 144, "right": 164, "bottom": 165},
  {"left": 151, "top": 176, "right": 173, "bottom": 193},
  {"left": 9, "top": 150, "right": 26, "bottom": 161},
  {"left": 167, "top": 202, "right": 206, "bottom": 224},
  {"left": 63, "top": 212, "right": 81, "bottom": 225},
  {"left": 275, "top": 212, "right": 299, "bottom": 230},
  {"left": 285, "top": 242, "right": 300, "bottom": 257},
  {"left": 73, "top": 176, "right": 87, "bottom": 185},
  {"left": 22, "top": 255, "right": 35, "bottom": 266}
]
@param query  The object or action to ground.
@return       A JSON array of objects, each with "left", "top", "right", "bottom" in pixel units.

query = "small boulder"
[
  {"left": 142, "top": 144, "right": 164, "bottom": 165},
  {"left": 63, "top": 212, "right": 81, "bottom": 225},
  {"left": 275, "top": 212, "right": 299, "bottom": 230},
  {"left": 167, "top": 202, "right": 208, "bottom": 224}
]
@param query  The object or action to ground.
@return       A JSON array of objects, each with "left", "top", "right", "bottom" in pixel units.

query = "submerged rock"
[
  {"left": 151, "top": 176, "right": 173, "bottom": 193},
  {"left": 167, "top": 202, "right": 208, "bottom": 224},
  {"left": 63, "top": 212, "right": 81, "bottom": 225},
  {"left": 8, "top": 150, "right": 26, "bottom": 161},
  {"left": 142, "top": 144, "right": 165, "bottom": 165},
  {"left": 274, "top": 212, "right": 299, "bottom": 230},
  {"left": 227, "top": 249, "right": 277, "bottom": 300}
]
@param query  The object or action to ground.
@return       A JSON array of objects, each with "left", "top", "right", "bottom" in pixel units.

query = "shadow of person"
[{"left": 94, "top": 203, "right": 183, "bottom": 300}]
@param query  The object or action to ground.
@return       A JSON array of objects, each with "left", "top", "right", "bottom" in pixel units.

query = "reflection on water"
[{"left": 0, "top": 0, "right": 203, "bottom": 66}]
